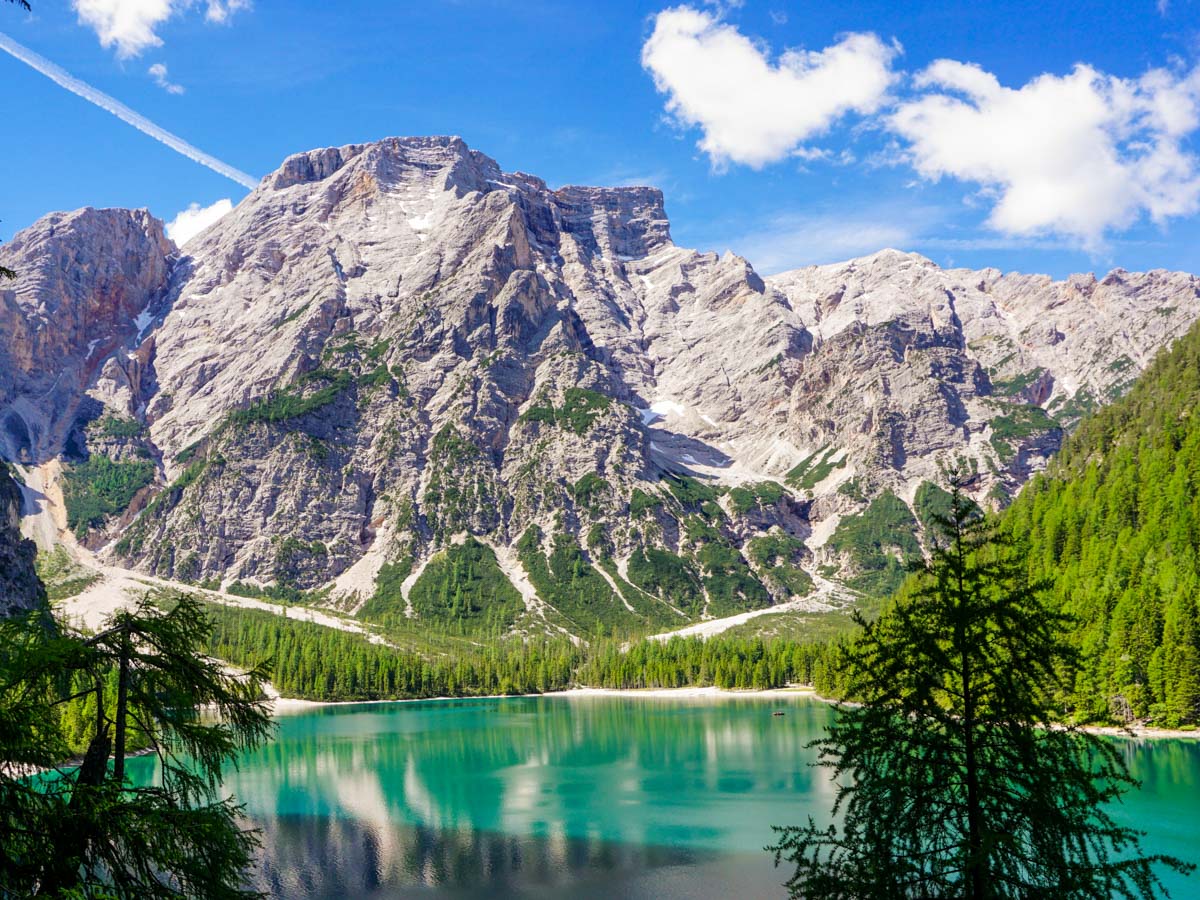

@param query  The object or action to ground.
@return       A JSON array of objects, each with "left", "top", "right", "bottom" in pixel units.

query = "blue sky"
[{"left": 3, "top": 0, "right": 1200, "bottom": 277}]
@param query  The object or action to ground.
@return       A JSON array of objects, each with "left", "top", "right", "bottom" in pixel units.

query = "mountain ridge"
[{"left": 2, "top": 134, "right": 1198, "bottom": 637}]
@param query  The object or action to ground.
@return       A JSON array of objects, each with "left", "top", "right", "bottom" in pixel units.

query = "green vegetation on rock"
[
  {"left": 409, "top": 538, "right": 524, "bottom": 634},
  {"left": 989, "top": 403, "right": 1057, "bottom": 463},
  {"left": 62, "top": 455, "right": 155, "bottom": 538},
  {"left": 520, "top": 387, "right": 613, "bottom": 435},
  {"left": 728, "top": 481, "right": 785, "bottom": 514},
  {"left": 228, "top": 368, "right": 352, "bottom": 426},
  {"left": 786, "top": 447, "right": 846, "bottom": 491},
  {"left": 516, "top": 526, "right": 625, "bottom": 635},
  {"left": 825, "top": 490, "right": 920, "bottom": 597},
  {"left": 626, "top": 546, "right": 704, "bottom": 615}
]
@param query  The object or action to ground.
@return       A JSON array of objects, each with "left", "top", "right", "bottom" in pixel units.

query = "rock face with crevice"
[
  {"left": 0, "top": 207, "right": 173, "bottom": 462},
  {"left": 1, "top": 135, "right": 1198, "bottom": 635},
  {"left": 0, "top": 467, "right": 45, "bottom": 617}
]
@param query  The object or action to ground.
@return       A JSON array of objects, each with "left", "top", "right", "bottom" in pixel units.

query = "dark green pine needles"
[
  {"left": 0, "top": 595, "right": 274, "bottom": 898},
  {"left": 770, "top": 481, "right": 1193, "bottom": 899}
]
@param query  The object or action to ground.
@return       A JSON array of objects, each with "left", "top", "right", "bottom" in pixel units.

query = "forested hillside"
[{"left": 1002, "top": 320, "right": 1200, "bottom": 727}]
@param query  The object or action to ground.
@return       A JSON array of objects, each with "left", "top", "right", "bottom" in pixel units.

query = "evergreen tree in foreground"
[
  {"left": 0, "top": 595, "right": 273, "bottom": 898},
  {"left": 769, "top": 482, "right": 1194, "bottom": 898}
]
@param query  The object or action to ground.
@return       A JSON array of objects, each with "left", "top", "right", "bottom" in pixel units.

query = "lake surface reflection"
[{"left": 130, "top": 695, "right": 1200, "bottom": 898}]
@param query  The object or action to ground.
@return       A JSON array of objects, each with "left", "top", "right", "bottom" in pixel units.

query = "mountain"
[
  {"left": 0, "top": 465, "right": 45, "bottom": 616},
  {"left": 1, "top": 135, "right": 1198, "bottom": 637},
  {"left": 1001, "top": 319, "right": 1200, "bottom": 727}
]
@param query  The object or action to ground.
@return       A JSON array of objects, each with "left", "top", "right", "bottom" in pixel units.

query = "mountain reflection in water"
[{"left": 127, "top": 695, "right": 1200, "bottom": 898}]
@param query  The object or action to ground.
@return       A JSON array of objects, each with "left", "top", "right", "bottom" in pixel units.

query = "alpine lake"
[{"left": 127, "top": 694, "right": 1200, "bottom": 898}]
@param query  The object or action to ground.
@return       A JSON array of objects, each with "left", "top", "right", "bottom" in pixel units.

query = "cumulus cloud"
[
  {"left": 166, "top": 198, "right": 232, "bottom": 247},
  {"left": 641, "top": 6, "right": 899, "bottom": 168},
  {"left": 73, "top": 0, "right": 249, "bottom": 58},
  {"left": 890, "top": 61, "right": 1200, "bottom": 247},
  {"left": 148, "top": 62, "right": 183, "bottom": 94},
  {"left": 203, "top": 0, "right": 248, "bottom": 23}
]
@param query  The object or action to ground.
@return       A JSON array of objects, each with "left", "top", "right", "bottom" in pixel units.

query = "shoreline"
[
  {"left": 268, "top": 686, "right": 1199, "bottom": 740},
  {"left": 267, "top": 684, "right": 819, "bottom": 713}
]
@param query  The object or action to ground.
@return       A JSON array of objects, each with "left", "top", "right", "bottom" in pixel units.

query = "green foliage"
[
  {"left": 825, "top": 490, "right": 920, "bottom": 597},
  {"left": 409, "top": 538, "right": 524, "bottom": 634},
  {"left": 197, "top": 595, "right": 829, "bottom": 699},
  {"left": 629, "top": 488, "right": 662, "bottom": 518},
  {"left": 771, "top": 488, "right": 1193, "bottom": 898},
  {"left": 747, "top": 533, "right": 814, "bottom": 597},
  {"left": 62, "top": 455, "right": 156, "bottom": 538},
  {"left": 570, "top": 471, "right": 609, "bottom": 508},
  {"left": 365, "top": 338, "right": 391, "bottom": 362},
  {"left": 94, "top": 414, "right": 143, "bottom": 438},
  {"left": 519, "top": 388, "right": 613, "bottom": 435},
  {"left": 271, "top": 536, "right": 326, "bottom": 585},
  {"left": 663, "top": 473, "right": 720, "bottom": 508},
  {"left": 34, "top": 546, "right": 100, "bottom": 602},
  {"left": 626, "top": 546, "right": 704, "bottom": 615},
  {"left": 786, "top": 447, "right": 846, "bottom": 491},
  {"left": 272, "top": 300, "right": 311, "bottom": 330},
  {"left": 1047, "top": 388, "right": 1098, "bottom": 428},
  {"left": 516, "top": 526, "right": 630, "bottom": 635},
  {"left": 114, "top": 455, "right": 223, "bottom": 559},
  {"left": 991, "top": 366, "right": 1047, "bottom": 398},
  {"left": 593, "top": 557, "right": 684, "bottom": 629},
  {"left": 0, "top": 596, "right": 273, "bottom": 898},
  {"left": 201, "top": 600, "right": 582, "bottom": 700},
  {"left": 356, "top": 556, "right": 415, "bottom": 624},
  {"left": 225, "top": 580, "right": 311, "bottom": 605},
  {"left": 422, "top": 425, "right": 493, "bottom": 539},
  {"left": 358, "top": 365, "right": 393, "bottom": 391},
  {"left": 728, "top": 481, "right": 785, "bottom": 514},
  {"left": 989, "top": 403, "right": 1057, "bottom": 462},
  {"left": 227, "top": 368, "right": 352, "bottom": 426},
  {"left": 696, "top": 541, "right": 771, "bottom": 616},
  {"left": 577, "top": 635, "right": 823, "bottom": 690},
  {"left": 174, "top": 440, "right": 202, "bottom": 464},
  {"left": 1002, "top": 319, "right": 1200, "bottom": 727},
  {"left": 836, "top": 477, "right": 866, "bottom": 501}
]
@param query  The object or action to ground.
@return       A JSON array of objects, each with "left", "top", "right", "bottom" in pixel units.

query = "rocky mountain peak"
[{"left": 3, "top": 135, "right": 1200, "bottom": 637}]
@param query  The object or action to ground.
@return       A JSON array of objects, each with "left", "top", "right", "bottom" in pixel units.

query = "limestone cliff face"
[
  {"left": 0, "top": 207, "right": 173, "bottom": 462},
  {"left": 0, "top": 467, "right": 45, "bottom": 617},
  {"left": 1, "top": 136, "right": 1198, "bottom": 633}
]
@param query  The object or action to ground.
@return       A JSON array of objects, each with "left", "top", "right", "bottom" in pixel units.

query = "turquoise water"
[{"left": 132, "top": 695, "right": 1200, "bottom": 898}]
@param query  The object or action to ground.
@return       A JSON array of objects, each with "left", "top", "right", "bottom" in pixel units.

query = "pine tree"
[
  {"left": 0, "top": 595, "right": 273, "bottom": 898},
  {"left": 770, "top": 482, "right": 1193, "bottom": 899}
]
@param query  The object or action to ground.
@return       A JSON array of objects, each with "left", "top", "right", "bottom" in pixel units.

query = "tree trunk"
[
  {"left": 956, "top": 514, "right": 986, "bottom": 900},
  {"left": 113, "top": 637, "right": 130, "bottom": 783},
  {"left": 963, "top": 657, "right": 985, "bottom": 899}
]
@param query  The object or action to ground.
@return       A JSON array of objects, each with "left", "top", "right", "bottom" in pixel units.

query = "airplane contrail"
[{"left": 0, "top": 30, "right": 258, "bottom": 190}]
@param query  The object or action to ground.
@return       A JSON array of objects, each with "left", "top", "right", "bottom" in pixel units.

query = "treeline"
[
  {"left": 577, "top": 635, "right": 834, "bottom": 690},
  {"left": 203, "top": 604, "right": 580, "bottom": 699},
  {"left": 1000, "top": 320, "right": 1200, "bottom": 728},
  {"left": 198, "top": 602, "right": 844, "bottom": 702}
]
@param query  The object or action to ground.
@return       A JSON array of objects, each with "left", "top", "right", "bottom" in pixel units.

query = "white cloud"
[
  {"left": 204, "top": 0, "right": 248, "bottom": 23},
  {"left": 74, "top": 0, "right": 172, "bottom": 58},
  {"left": 148, "top": 62, "right": 183, "bottom": 94},
  {"left": 166, "top": 198, "right": 232, "bottom": 247},
  {"left": 73, "top": 0, "right": 249, "bottom": 58},
  {"left": 890, "top": 61, "right": 1200, "bottom": 248},
  {"left": 641, "top": 6, "right": 899, "bottom": 168}
]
